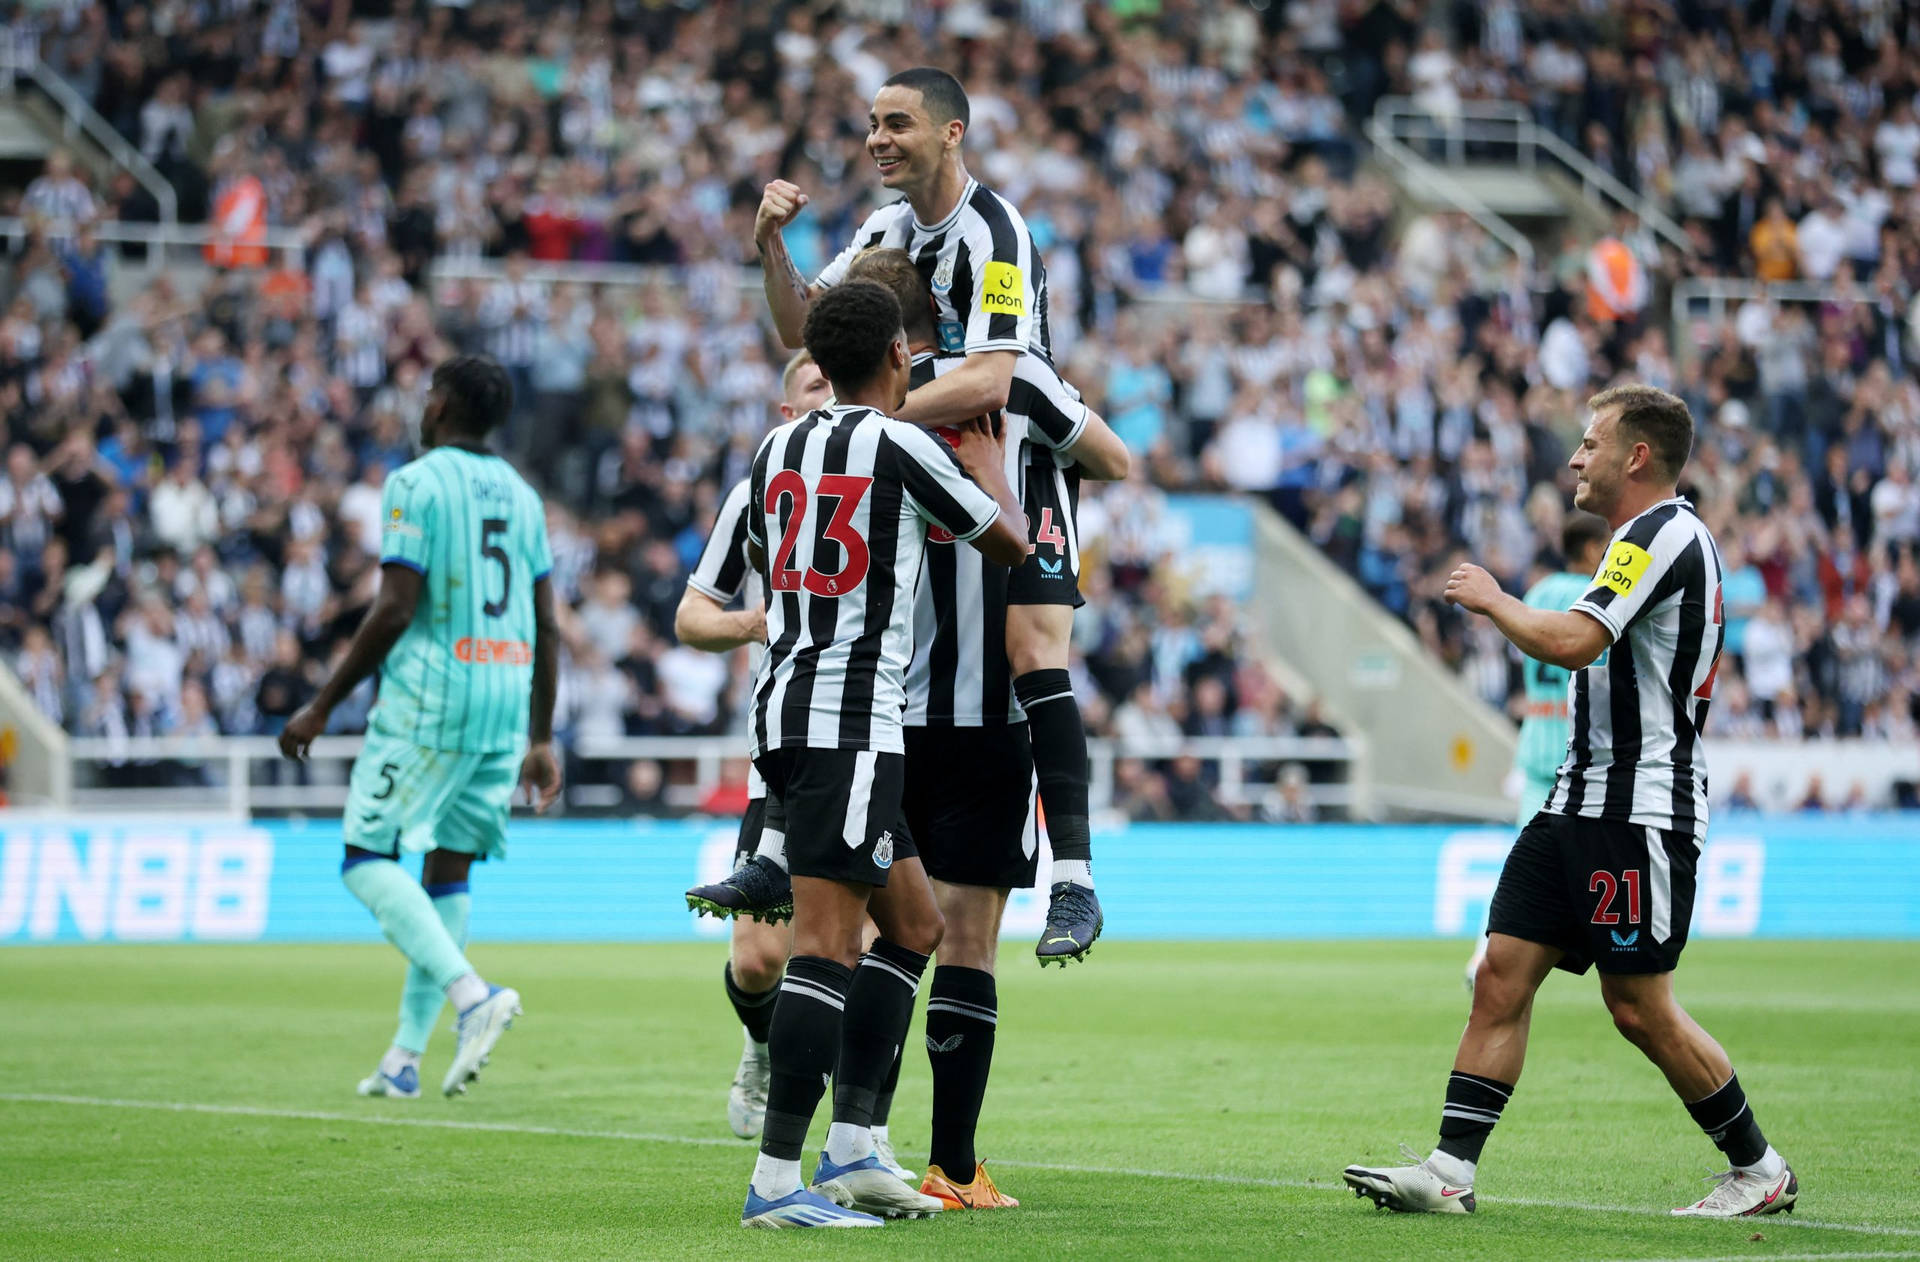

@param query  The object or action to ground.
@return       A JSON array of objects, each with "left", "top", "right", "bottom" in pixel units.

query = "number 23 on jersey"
[{"left": 765, "top": 472, "right": 874, "bottom": 597}]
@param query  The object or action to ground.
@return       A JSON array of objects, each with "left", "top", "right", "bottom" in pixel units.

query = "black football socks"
[
  {"left": 924, "top": 965, "right": 998, "bottom": 1182},
  {"left": 1433, "top": 1070, "right": 1513, "bottom": 1180},
  {"left": 1685, "top": 1073, "right": 1771, "bottom": 1168},
  {"left": 753, "top": 955, "right": 850, "bottom": 1196},
  {"left": 724, "top": 961, "right": 778, "bottom": 1046},
  {"left": 827, "top": 939, "right": 930, "bottom": 1161},
  {"left": 1014, "top": 669, "right": 1092, "bottom": 886}
]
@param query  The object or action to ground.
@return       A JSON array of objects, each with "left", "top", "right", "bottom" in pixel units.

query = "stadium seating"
[{"left": 1, "top": 1, "right": 1916, "bottom": 819}]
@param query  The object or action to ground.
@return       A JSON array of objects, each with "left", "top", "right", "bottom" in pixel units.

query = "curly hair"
[
  {"left": 430, "top": 354, "right": 513, "bottom": 438},
  {"left": 800, "top": 281, "right": 904, "bottom": 394}
]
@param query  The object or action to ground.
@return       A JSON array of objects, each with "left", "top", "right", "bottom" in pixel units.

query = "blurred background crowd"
[{"left": 2, "top": 0, "right": 1918, "bottom": 818}]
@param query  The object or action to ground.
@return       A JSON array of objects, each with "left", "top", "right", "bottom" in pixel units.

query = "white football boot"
[
  {"left": 728, "top": 1031, "right": 770, "bottom": 1139},
  {"left": 1343, "top": 1145, "right": 1476, "bottom": 1213},
  {"left": 1671, "top": 1159, "right": 1797, "bottom": 1217}
]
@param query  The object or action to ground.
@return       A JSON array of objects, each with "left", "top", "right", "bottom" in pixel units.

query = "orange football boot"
[{"left": 920, "top": 1161, "right": 1020, "bottom": 1209}]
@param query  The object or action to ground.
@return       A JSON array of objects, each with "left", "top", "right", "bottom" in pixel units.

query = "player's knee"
[
  {"left": 730, "top": 937, "right": 788, "bottom": 992},
  {"left": 891, "top": 906, "right": 944, "bottom": 957},
  {"left": 1604, "top": 993, "right": 1661, "bottom": 1049},
  {"left": 1468, "top": 960, "right": 1532, "bottom": 1026}
]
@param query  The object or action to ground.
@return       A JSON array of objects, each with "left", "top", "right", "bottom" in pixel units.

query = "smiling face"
[
  {"left": 867, "top": 85, "right": 959, "bottom": 194},
  {"left": 1568, "top": 407, "right": 1639, "bottom": 518}
]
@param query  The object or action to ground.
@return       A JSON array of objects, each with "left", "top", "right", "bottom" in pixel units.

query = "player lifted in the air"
[
  {"left": 844, "top": 245, "right": 1128, "bottom": 1206},
  {"left": 675, "top": 349, "right": 916, "bottom": 1183},
  {"left": 1345, "top": 386, "right": 1797, "bottom": 1219},
  {"left": 755, "top": 65, "right": 1106, "bottom": 966},
  {"left": 280, "top": 355, "right": 561, "bottom": 1100},
  {"left": 736, "top": 282, "right": 1027, "bottom": 1229},
  {"left": 1463, "top": 511, "right": 1610, "bottom": 990}
]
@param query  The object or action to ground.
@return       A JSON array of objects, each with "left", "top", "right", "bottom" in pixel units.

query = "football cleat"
[
  {"left": 687, "top": 855, "right": 793, "bottom": 923},
  {"left": 1343, "top": 1146, "right": 1476, "bottom": 1213},
  {"left": 812, "top": 1150, "right": 945, "bottom": 1219},
  {"left": 1035, "top": 882, "right": 1103, "bottom": 966},
  {"left": 872, "top": 1126, "right": 916, "bottom": 1184},
  {"left": 727, "top": 1031, "right": 770, "bottom": 1139},
  {"left": 741, "top": 1186, "right": 883, "bottom": 1229},
  {"left": 356, "top": 1063, "right": 420, "bottom": 1099},
  {"left": 442, "top": 985, "right": 521, "bottom": 1097},
  {"left": 1671, "top": 1164, "right": 1797, "bottom": 1217},
  {"left": 920, "top": 1161, "right": 1019, "bottom": 1210}
]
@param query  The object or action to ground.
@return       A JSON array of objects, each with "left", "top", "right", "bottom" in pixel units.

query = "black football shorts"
[
  {"left": 1007, "top": 451, "right": 1084, "bottom": 608},
  {"left": 753, "top": 747, "right": 916, "bottom": 887},
  {"left": 1488, "top": 811, "right": 1699, "bottom": 975},
  {"left": 902, "top": 722, "right": 1038, "bottom": 890}
]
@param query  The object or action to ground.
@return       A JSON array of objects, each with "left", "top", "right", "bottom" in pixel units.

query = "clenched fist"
[
  {"left": 1443, "top": 563, "right": 1504, "bottom": 615},
  {"left": 755, "top": 180, "right": 809, "bottom": 246}
]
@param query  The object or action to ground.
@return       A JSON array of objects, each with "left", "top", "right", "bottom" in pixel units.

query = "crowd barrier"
[{"left": 0, "top": 816, "right": 1914, "bottom": 944}]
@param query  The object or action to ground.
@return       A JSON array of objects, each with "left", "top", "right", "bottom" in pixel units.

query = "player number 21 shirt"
[
  {"left": 1548, "top": 498, "right": 1726, "bottom": 841},
  {"left": 375, "top": 445, "right": 552, "bottom": 753},
  {"left": 746, "top": 403, "right": 1001, "bottom": 758}
]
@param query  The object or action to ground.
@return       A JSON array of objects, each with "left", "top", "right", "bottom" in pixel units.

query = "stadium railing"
[
  {"left": 1362, "top": 112, "right": 1537, "bottom": 269},
  {"left": 1668, "top": 276, "right": 1888, "bottom": 367},
  {"left": 0, "top": 215, "right": 309, "bottom": 271},
  {"left": 53, "top": 734, "right": 1369, "bottom": 821},
  {"left": 1369, "top": 96, "right": 1692, "bottom": 257},
  {"left": 0, "top": 33, "right": 179, "bottom": 226}
]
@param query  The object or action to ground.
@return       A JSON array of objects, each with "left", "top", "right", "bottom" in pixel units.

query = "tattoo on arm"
[{"left": 760, "top": 231, "right": 806, "bottom": 303}]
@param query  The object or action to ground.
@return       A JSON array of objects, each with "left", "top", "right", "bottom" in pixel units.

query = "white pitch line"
[
  {"left": 1614, "top": 1254, "right": 1920, "bottom": 1262},
  {"left": 5, "top": 1093, "right": 1918, "bottom": 1242}
]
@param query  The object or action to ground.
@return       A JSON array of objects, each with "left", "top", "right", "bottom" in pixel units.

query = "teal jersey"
[
  {"left": 373, "top": 447, "right": 552, "bottom": 753},
  {"left": 1514, "top": 570, "right": 1594, "bottom": 782}
]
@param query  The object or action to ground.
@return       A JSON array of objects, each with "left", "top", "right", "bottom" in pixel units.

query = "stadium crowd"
[{"left": 2, "top": 0, "right": 1917, "bottom": 815}]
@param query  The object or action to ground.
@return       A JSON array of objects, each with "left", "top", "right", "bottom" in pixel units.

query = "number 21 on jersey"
[{"left": 765, "top": 471, "right": 874, "bottom": 597}]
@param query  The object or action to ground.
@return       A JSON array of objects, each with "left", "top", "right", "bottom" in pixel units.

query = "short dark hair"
[
  {"left": 882, "top": 67, "right": 969, "bottom": 131},
  {"left": 1589, "top": 384, "right": 1693, "bottom": 480},
  {"left": 802, "top": 281, "right": 903, "bottom": 394},
  {"left": 846, "top": 247, "right": 935, "bottom": 346},
  {"left": 1561, "top": 511, "right": 1612, "bottom": 562},
  {"left": 431, "top": 354, "right": 513, "bottom": 437}
]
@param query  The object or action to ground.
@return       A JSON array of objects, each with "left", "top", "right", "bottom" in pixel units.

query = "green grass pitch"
[{"left": 4, "top": 939, "right": 1917, "bottom": 1260}]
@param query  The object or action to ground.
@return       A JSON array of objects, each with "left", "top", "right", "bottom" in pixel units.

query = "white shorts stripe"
[
  {"left": 843, "top": 751, "right": 876, "bottom": 850},
  {"left": 1646, "top": 826, "right": 1672, "bottom": 943},
  {"left": 1054, "top": 463, "right": 1080, "bottom": 571}
]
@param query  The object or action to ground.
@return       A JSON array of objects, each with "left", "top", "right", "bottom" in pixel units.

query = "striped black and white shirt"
[
  {"left": 816, "top": 178, "right": 1050, "bottom": 359},
  {"left": 687, "top": 477, "right": 768, "bottom": 801},
  {"left": 746, "top": 403, "right": 1002, "bottom": 757},
  {"left": 1548, "top": 498, "right": 1726, "bottom": 841},
  {"left": 903, "top": 351, "right": 1088, "bottom": 727}
]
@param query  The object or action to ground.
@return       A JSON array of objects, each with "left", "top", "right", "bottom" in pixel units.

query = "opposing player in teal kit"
[
  {"left": 1463, "top": 512, "right": 1610, "bottom": 989},
  {"left": 280, "top": 355, "right": 562, "bottom": 1098}
]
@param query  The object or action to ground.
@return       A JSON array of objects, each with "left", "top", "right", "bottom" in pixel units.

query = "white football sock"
[
  {"left": 1051, "top": 858, "right": 1094, "bottom": 888},
  {"left": 825, "top": 1121, "right": 874, "bottom": 1165},
  {"left": 379, "top": 1045, "right": 422, "bottom": 1077},
  {"left": 750, "top": 1153, "right": 803, "bottom": 1200},
  {"left": 1738, "top": 1145, "right": 1785, "bottom": 1179},
  {"left": 1426, "top": 1149, "right": 1475, "bottom": 1186},
  {"left": 756, "top": 825, "right": 789, "bottom": 873},
  {"left": 446, "top": 972, "right": 489, "bottom": 1011}
]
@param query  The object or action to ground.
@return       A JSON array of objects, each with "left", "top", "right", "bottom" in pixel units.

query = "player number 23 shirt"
[{"left": 746, "top": 404, "right": 1001, "bottom": 758}]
